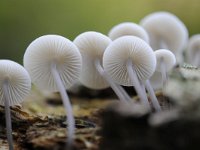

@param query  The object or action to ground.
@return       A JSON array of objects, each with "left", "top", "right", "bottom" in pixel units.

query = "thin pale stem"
[
  {"left": 145, "top": 80, "right": 161, "bottom": 112},
  {"left": 3, "top": 81, "right": 14, "bottom": 150},
  {"left": 95, "top": 59, "right": 131, "bottom": 103},
  {"left": 51, "top": 63, "right": 75, "bottom": 149},
  {"left": 160, "top": 58, "right": 167, "bottom": 87},
  {"left": 193, "top": 50, "right": 200, "bottom": 66},
  {"left": 116, "top": 84, "right": 132, "bottom": 102},
  {"left": 126, "top": 60, "right": 150, "bottom": 110}
]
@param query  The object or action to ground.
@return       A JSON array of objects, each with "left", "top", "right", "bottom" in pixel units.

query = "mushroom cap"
[
  {"left": 186, "top": 34, "right": 200, "bottom": 65},
  {"left": 24, "top": 34, "right": 82, "bottom": 92},
  {"left": 140, "top": 11, "right": 188, "bottom": 55},
  {"left": 155, "top": 49, "right": 176, "bottom": 72},
  {"left": 108, "top": 22, "right": 149, "bottom": 43},
  {"left": 0, "top": 60, "right": 31, "bottom": 106},
  {"left": 103, "top": 36, "right": 156, "bottom": 86},
  {"left": 74, "top": 31, "right": 111, "bottom": 89}
]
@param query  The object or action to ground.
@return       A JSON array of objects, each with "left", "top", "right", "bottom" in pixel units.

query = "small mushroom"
[
  {"left": 154, "top": 49, "right": 176, "bottom": 86},
  {"left": 186, "top": 34, "right": 200, "bottom": 66},
  {"left": 23, "top": 35, "right": 82, "bottom": 148},
  {"left": 103, "top": 36, "right": 157, "bottom": 110},
  {"left": 0, "top": 60, "right": 31, "bottom": 150},
  {"left": 108, "top": 22, "right": 149, "bottom": 42},
  {"left": 74, "top": 31, "right": 131, "bottom": 103},
  {"left": 140, "top": 11, "right": 188, "bottom": 64}
]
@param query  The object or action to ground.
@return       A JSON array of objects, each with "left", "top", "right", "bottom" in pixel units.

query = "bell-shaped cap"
[
  {"left": 155, "top": 49, "right": 176, "bottom": 72},
  {"left": 140, "top": 11, "right": 188, "bottom": 58},
  {"left": 24, "top": 35, "right": 82, "bottom": 92},
  {"left": 186, "top": 34, "right": 200, "bottom": 66},
  {"left": 103, "top": 36, "right": 156, "bottom": 86},
  {"left": 0, "top": 60, "right": 31, "bottom": 106},
  {"left": 108, "top": 22, "right": 149, "bottom": 43},
  {"left": 74, "top": 31, "right": 111, "bottom": 89}
]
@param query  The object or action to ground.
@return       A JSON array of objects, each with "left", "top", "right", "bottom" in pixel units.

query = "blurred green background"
[{"left": 0, "top": 0, "right": 199, "bottom": 64}]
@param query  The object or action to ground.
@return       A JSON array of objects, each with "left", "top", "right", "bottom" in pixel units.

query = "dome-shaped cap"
[
  {"left": 155, "top": 49, "right": 176, "bottom": 72},
  {"left": 108, "top": 22, "right": 149, "bottom": 43},
  {"left": 0, "top": 60, "right": 31, "bottom": 106},
  {"left": 140, "top": 11, "right": 188, "bottom": 55},
  {"left": 103, "top": 36, "right": 156, "bottom": 86},
  {"left": 186, "top": 34, "right": 200, "bottom": 65},
  {"left": 74, "top": 31, "right": 111, "bottom": 89},
  {"left": 24, "top": 35, "right": 82, "bottom": 92}
]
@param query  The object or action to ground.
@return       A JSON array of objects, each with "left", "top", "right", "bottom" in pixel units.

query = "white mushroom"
[
  {"left": 0, "top": 60, "right": 31, "bottom": 150},
  {"left": 103, "top": 36, "right": 157, "bottom": 110},
  {"left": 140, "top": 11, "right": 188, "bottom": 64},
  {"left": 108, "top": 22, "right": 149, "bottom": 43},
  {"left": 23, "top": 34, "right": 82, "bottom": 148},
  {"left": 155, "top": 49, "right": 176, "bottom": 86},
  {"left": 186, "top": 34, "right": 200, "bottom": 66},
  {"left": 74, "top": 31, "right": 131, "bottom": 103}
]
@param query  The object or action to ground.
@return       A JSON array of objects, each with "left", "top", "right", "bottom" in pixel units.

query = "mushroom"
[
  {"left": 0, "top": 60, "right": 31, "bottom": 150},
  {"left": 103, "top": 36, "right": 157, "bottom": 110},
  {"left": 74, "top": 31, "right": 131, "bottom": 103},
  {"left": 154, "top": 49, "right": 176, "bottom": 86},
  {"left": 186, "top": 34, "right": 200, "bottom": 66},
  {"left": 23, "top": 35, "right": 82, "bottom": 147},
  {"left": 140, "top": 11, "right": 188, "bottom": 64},
  {"left": 149, "top": 71, "right": 163, "bottom": 90},
  {"left": 108, "top": 22, "right": 149, "bottom": 42}
]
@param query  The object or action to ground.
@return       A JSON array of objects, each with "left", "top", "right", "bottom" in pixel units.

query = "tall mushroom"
[
  {"left": 74, "top": 31, "right": 131, "bottom": 103},
  {"left": 0, "top": 60, "right": 31, "bottom": 150},
  {"left": 140, "top": 11, "right": 188, "bottom": 64},
  {"left": 186, "top": 34, "right": 200, "bottom": 66},
  {"left": 23, "top": 35, "right": 82, "bottom": 148},
  {"left": 108, "top": 22, "right": 149, "bottom": 42},
  {"left": 103, "top": 36, "right": 157, "bottom": 110}
]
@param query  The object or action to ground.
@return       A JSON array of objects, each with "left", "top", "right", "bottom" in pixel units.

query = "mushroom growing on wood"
[
  {"left": 23, "top": 35, "right": 82, "bottom": 148},
  {"left": 108, "top": 22, "right": 149, "bottom": 42},
  {"left": 140, "top": 11, "right": 188, "bottom": 64},
  {"left": 0, "top": 60, "right": 31, "bottom": 150},
  {"left": 103, "top": 36, "right": 158, "bottom": 110},
  {"left": 186, "top": 34, "right": 200, "bottom": 66},
  {"left": 74, "top": 31, "right": 131, "bottom": 103}
]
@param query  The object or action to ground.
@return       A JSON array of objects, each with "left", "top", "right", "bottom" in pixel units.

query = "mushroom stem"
[
  {"left": 116, "top": 84, "right": 132, "bottom": 102},
  {"left": 160, "top": 58, "right": 167, "bottom": 86},
  {"left": 3, "top": 81, "right": 14, "bottom": 150},
  {"left": 51, "top": 63, "right": 75, "bottom": 149},
  {"left": 126, "top": 59, "right": 150, "bottom": 109},
  {"left": 193, "top": 50, "right": 200, "bottom": 66},
  {"left": 95, "top": 59, "right": 131, "bottom": 103},
  {"left": 145, "top": 80, "right": 161, "bottom": 111}
]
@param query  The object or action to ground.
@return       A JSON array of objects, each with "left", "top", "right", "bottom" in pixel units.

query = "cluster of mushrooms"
[{"left": 1, "top": 11, "right": 200, "bottom": 150}]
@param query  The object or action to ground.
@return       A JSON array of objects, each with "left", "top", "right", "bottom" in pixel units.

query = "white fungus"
[
  {"left": 0, "top": 59, "right": 31, "bottom": 150},
  {"left": 151, "top": 49, "right": 176, "bottom": 89},
  {"left": 24, "top": 35, "right": 82, "bottom": 92},
  {"left": 74, "top": 31, "right": 111, "bottom": 89},
  {"left": 74, "top": 31, "right": 131, "bottom": 103},
  {"left": 24, "top": 34, "right": 82, "bottom": 148},
  {"left": 108, "top": 22, "right": 149, "bottom": 43},
  {"left": 103, "top": 36, "right": 157, "bottom": 109},
  {"left": 186, "top": 34, "right": 200, "bottom": 66},
  {"left": 140, "top": 11, "right": 188, "bottom": 64},
  {"left": 0, "top": 60, "right": 31, "bottom": 106},
  {"left": 103, "top": 36, "right": 156, "bottom": 86}
]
